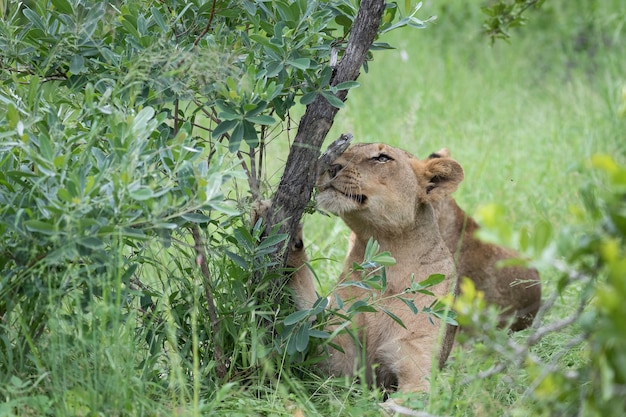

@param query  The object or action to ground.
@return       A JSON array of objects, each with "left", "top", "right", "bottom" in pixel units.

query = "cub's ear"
[
  {"left": 427, "top": 148, "right": 451, "bottom": 159},
  {"left": 415, "top": 157, "right": 464, "bottom": 201}
]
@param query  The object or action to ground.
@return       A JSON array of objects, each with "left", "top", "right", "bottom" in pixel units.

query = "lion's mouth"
[{"left": 329, "top": 186, "right": 367, "bottom": 205}]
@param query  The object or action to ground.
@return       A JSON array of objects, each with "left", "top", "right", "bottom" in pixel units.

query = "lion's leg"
[
  {"left": 383, "top": 336, "right": 434, "bottom": 392},
  {"left": 322, "top": 332, "right": 360, "bottom": 378},
  {"left": 251, "top": 200, "right": 318, "bottom": 311},
  {"left": 286, "top": 224, "right": 319, "bottom": 310}
]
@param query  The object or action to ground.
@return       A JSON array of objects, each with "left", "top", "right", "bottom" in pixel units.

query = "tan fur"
[
  {"left": 428, "top": 148, "right": 541, "bottom": 331},
  {"left": 284, "top": 143, "right": 464, "bottom": 392}
]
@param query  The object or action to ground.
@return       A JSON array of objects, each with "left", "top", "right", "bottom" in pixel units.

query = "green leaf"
[
  {"left": 431, "top": 309, "right": 458, "bottom": 326},
  {"left": 248, "top": 34, "right": 272, "bottom": 47},
  {"left": 133, "top": 107, "right": 155, "bottom": 133},
  {"left": 39, "top": 135, "right": 54, "bottom": 162},
  {"left": 371, "top": 252, "right": 396, "bottom": 266},
  {"left": 399, "top": 297, "right": 418, "bottom": 314},
  {"left": 300, "top": 92, "right": 317, "bottom": 105},
  {"left": 77, "top": 237, "right": 104, "bottom": 250},
  {"left": 70, "top": 55, "right": 85, "bottom": 74},
  {"left": 57, "top": 188, "right": 73, "bottom": 202},
  {"left": 242, "top": 121, "right": 258, "bottom": 147},
  {"left": 347, "top": 299, "right": 377, "bottom": 313},
  {"left": 308, "top": 329, "right": 330, "bottom": 339},
  {"left": 151, "top": 7, "right": 167, "bottom": 31},
  {"left": 284, "top": 309, "right": 310, "bottom": 326},
  {"left": 22, "top": 8, "right": 45, "bottom": 32},
  {"left": 243, "top": 101, "right": 268, "bottom": 117},
  {"left": 24, "top": 220, "right": 56, "bottom": 235},
  {"left": 51, "top": 0, "right": 73, "bottom": 14},
  {"left": 287, "top": 58, "right": 311, "bottom": 70},
  {"left": 129, "top": 187, "right": 154, "bottom": 201},
  {"left": 310, "top": 297, "right": 328, "bottom": 315},
  {"left": 6, "top": 104, "right": 19, "bottom": 129},
  {"left": 228, "top": 123, "right": 244, "bottom": 152},
  {"left": 339, "top": 280, "right": 371, "bottom": 290},
  {"left": 245, "top": 115, "right": 276, "bottom": 125},
  {"left": 233, "top": 227, "right": 256, "bottom": 252},
  {"left": 225, "top": 250, "right": 249, "bottom": 270},
  {"left": 181, "top": 212, "right": 211, "bottom": 224},
  {"left": 321, "top": 91, "right": 344, "bottom": 108},
  {"left": 533, "top": 219, "right": 552, "bottom": 252},
  {"left": 257, "top": 233, "right": 288, "bottom": 251},
  {"left": 208, "top": 201, "right": 240, "bottom": 216},
  {"left": 218, "top": 110, "right": 241, "bottom": 121},
  {"left": 334, "top": 81, "right": 360, "bottom": 91},
  {"left": 295, "top": 322, "right": 310, "bottom": 352},
  {"left": 212, "top": 119, "right": 238, "bottom": 138},
  {"left": 266, "top": 61, "right": 284, "bottom": 77},
  {"left": 334, "top": 293, "right": 344, "bottom": 310},
  {"left": 380, "top": 307, "right": 407, "bottom": 329},
  {"left": 364, "top": 237, "right": 380, "bottom": 259},
  {"left": 418, "top": 273, "right": 446, "bottom": 288}
]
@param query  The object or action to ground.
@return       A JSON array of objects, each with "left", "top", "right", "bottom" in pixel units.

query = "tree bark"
[{"left": 265, "top": 0, "right": 386, "bottom": 262}]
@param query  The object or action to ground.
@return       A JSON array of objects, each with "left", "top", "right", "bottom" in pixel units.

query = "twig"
[
  {"left": 317, "top": 133, "right": 353, "bottom": 176},
  {"left": 461, "top": 260, "right": 594, "bottom": 386},
  {"left": 382, "top": 402, "right": 449, "bottom": 417},
  {"left": 190, "top": 225, "right": 227, "bottom": 378},
  {"left": 193, "top": 0, "right": 218, "bottom": 47},
  {"left": 237, "top": 150, "right": 261, "bottom": 200},
  {"left": 174, "top": 99, "right": 179, "bottom": 135}
]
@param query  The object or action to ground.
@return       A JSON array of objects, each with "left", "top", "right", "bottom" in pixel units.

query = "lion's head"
[{"left": 316, "top": 143, "right": 464, "bottom": 235}]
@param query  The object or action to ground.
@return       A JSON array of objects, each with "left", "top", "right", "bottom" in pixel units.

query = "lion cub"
[
  {"left": 427, "top": 148, "right": 541, "bottom": 331},
  {"left": 284, "top": 143, "right": 464, "bottom": 393}
]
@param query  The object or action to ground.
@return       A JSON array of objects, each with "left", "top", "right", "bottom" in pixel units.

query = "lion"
[
  {"left": 427, "top": 148, "right": 541, "bottom": 331},
  {"left": 263, "top": 143, "right": 464, "bottom": 393}
]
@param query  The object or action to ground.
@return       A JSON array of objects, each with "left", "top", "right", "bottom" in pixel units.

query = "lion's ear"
[
  {"left": 427, "top": 148, "right": 451, "bottom": 159},
  {"left": 418, "top": 158, "right": 464, "bottom": 201}
]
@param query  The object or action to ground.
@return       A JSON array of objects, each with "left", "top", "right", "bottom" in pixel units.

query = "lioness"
[
  {"left": 282, "top": 143, "right": 464, "bottom": 392},
  {"left": 427, "top": 148, "right": 541, "bottom": 331}
]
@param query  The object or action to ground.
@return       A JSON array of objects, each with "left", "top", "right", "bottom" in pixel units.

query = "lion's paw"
[{"left": 250, "top": 199, "right": 272, "bottom": 227}]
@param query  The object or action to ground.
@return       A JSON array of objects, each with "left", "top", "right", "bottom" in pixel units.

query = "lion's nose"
[{"left": 328, "top": 163, "right": 343, "bottom": 178}]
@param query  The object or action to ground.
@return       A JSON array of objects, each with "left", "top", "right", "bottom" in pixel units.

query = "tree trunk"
[{"left": 265, "top": 0, "right": 386, "bottom": 264}]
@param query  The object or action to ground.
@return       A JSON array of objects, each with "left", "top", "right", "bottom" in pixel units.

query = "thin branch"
[
  {"left": 382, "top": 402, "right": 449, "bottom": 417},
  {"left": 461, "top": 260, "right": 594, "bottom": 386},
  {"left": 190, "top": 225, "right": 228, "bottom": 378},
  {"left": 316, "top": 133, "right": 353, "bottom": 176},
  {"left": 237, "top": 150, "right": 261, "bottom": 200},
  {"left": 174, "top": 99, "right": 179, "bottom": 135},
  {"left": 193, "top": 0, "right": 218, "bottom": 47}
]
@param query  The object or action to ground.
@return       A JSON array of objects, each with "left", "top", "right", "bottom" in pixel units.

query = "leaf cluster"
[{"left": 482, "top": 0, "right": 545, "bottom": 42}]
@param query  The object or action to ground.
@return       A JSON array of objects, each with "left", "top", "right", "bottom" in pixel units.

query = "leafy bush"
[{"left": 0, "top": 0, "right": 434, "bottom": 413}]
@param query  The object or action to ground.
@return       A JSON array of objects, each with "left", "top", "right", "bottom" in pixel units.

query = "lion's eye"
[{"left": 371, "top": 154, "right": 393, "bottom": 163}]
